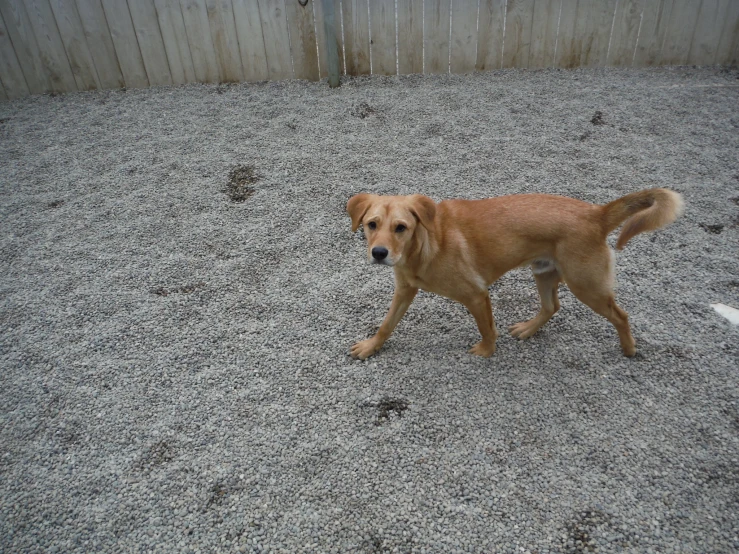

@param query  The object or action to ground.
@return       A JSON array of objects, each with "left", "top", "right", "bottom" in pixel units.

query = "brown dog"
[{"left": 346, "top": 189, "right": 683, "bottom": 359}]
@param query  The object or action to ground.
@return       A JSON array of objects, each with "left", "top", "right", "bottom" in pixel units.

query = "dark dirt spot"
[
  {"left": 699, "top": 223, "right": 724, "bottom": 234},
  {"left": 590, "top": 111, "right": 605, "bottom": 125},
  {"left": 151, "top": 282, "right": 206, "bottom": 296},
  {"left": 48, "top": 200, "right": 65, "bottom": 209},
  {"left": 579, "top": 130, "right": 592, "bottom": 142},
  {"left": 727, "top": 280, "right": 739, "bottom": 289},
  {"left": 732, "top": 196, "right": 739, "bottom": 205},
  {"left": 286, "top": 121, "right": 297, "bottom": 130},
  {"left": 561, "top": 510, "right": 611, "bottom": 552},
  {"left": 352, "top": 102, "right": 376, "bottom": 119},
  {"left": 205, "top": 482, "right": 229, "bottom": 510},
  {"left": 375, "top": 397, "right": 408, "bottom": 424},
  {"left": 0, "top": 118, "right": 9, "bottom": 125},
  {"left": 225, "top": 164, "right": 259, "bottom": 202},
  {"left": 136, "top": 440, "right": 174, "bottom": 470}
]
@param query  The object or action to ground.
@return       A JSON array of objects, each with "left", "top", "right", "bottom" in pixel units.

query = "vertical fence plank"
[
  {"left": 48, "top": 0, "right": 100, "bottom": 90},
  {"left": 0, "top": 0, "right": 51, "bottom": 93},
  {"left": 607, "top": 0, "right": 644, "bottom": 66},
  {"left": 314, "top": 0, "right": 344, "bottom": 78},
  {"left": 424, "top": 0, "right": 451, "bottom": 74},
  {"left": 450, "top": 0, "right": 478, "bottom": 73},
  {"left": 284, "top": 0, "right": 318, "bottom": 80},
  {"left": 476, "top": 0, "right": 505, "bottom": 70},
  {"left": 687, "top": 0, "right": 729, "bottom": 65},
  {"left": 179, "top": 0, "right": 220, "bottom": 82},
  {"left": 128, "top": 0, "right": 173, "bottom": 86},
  {"left": 75, "top": 0, "right": 124, "bottom": 89},
  {"left": 342, "top": 0, "right": 370, "bottom": 75},
  {"left": 100, "top": 0, "right": 148, "bottom": 88},
  {"left": 715, "top": 0, "right": 739, "bottom": 66},
  {"left": 502, "top": 0, "right": 534, "bottom": 68},
  {"left": 154, "top": 0, "right": 196, "bottom": 85},
  {"left": 257, "top": 0, "right": 292, "bottom": 79},
  {"left": 24, "top": 0, "right": 78, "bottom": 92},
  {"left": 632, "top": 0, "right": 673, "bottom": 66},
  {"left": 369, "top": 0, "right": 395, "bottom": 74},
  {"left": 554, "top": 0, "right": 579, "bottom": 68},
  {"left": 397, "top": 0, "right": 422, "bottom": 74},
  {"left": 528, "top": 0, "right": 559, "bottom": 68},
  {"left": 232, "top": 0, "right": 269, "bottom": 81},
  {"left": 205, "top": 0, "right": 244, "bottom": 82},
  {"left": 0, "top": 8, "right": 31, "bottom": 97},
  {"left": 660, "top": 0, "right": 699, "bottom": 65},
  {"left": 579, "top": 0, "right": 618, "bottom": 67}
]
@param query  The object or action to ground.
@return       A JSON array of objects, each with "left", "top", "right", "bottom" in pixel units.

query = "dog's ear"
[
  {"left": 347, "top": 193, "right": 373, "bottom": 232},
  {"left": 408, "top": 195, "right": 436, "bottom": 229}
]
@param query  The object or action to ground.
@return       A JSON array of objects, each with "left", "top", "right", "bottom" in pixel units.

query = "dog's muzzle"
[{"left": 371, "top": 246, "right": 393, "bottom": 265}]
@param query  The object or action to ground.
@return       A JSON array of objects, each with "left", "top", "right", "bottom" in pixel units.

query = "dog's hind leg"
[
  {"left": 509, "top": 267, "right": 561, "bottom": 339},
  {"left": 558, "top": 247, "right": 636, "bottom": 356}
]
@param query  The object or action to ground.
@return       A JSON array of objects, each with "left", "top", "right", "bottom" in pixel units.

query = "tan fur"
[{"left": 346, "top": 188, "right": 683, "bottom": 359}]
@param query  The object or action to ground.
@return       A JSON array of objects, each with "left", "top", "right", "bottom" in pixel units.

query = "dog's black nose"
[{"left": 371, "top": 247, "right": 388, "bottom": 261}]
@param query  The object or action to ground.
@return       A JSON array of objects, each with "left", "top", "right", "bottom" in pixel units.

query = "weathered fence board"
[
  {"left": 450, "top": 0, "right": 478, "bottom": 73},
  {"left": 129, "top": 0, "right": 173, "bottom": 86},
  {"left": 258, "top": 0, "right": 293, "bottom": 80},
  {"left": 607, "top": 0, "right": 644, "bottom": 66},
  {"left": 314, "top": 0, "right": 344, "bottom": 78},
  {"left": 24, "top": 0, "right": 77, "bottom": 91},
  {"left": 688, "top": 0, "right": 730, "bottom": 66},
  {"left": 48, "top": 0, "right": 100, "bottom": 90},
  {"left": 397, "top": 0, "right": 422, "bottom": 74},
  {"left": 101, "top": 0, "right": 149, "bottom": 88},
  {"left": 75, "top": 0, "right": 125, "bottom": 89},
  {"left": 180, "top": 0, "right": 220, "bottom": 83},
  {"left": 502, "top": 0, "right": 535, "bottom": 68},
  {"left": 476, "top": 0, "right": 506, "bottom": 70},
  {"left": 0, "top": 6, "right": 31, "bottom": 97},
  {"left": 716, "top": 0, "right": 739, "bottom": 67},
  {"left": 231, "top": 0, "right": 269, "bottom": 81},
  {"left": 343, "top": 0, "right": 370, "bottom": 75},
  {"left": 1, "top": 0, "right": 739, "bottom": 101},
  {"left": 154, "top": 0, "right": 196, "bottom": 85},
  {"left": 284, "top": 0, "right": 318, "bottom": 80},
  {"left": 369, "top": 0, "right": 395, "bottom": 75},
  {"left": 0, "top": 0, "right": 51, "bottom": 93},
  {"left": 204, "top": 0, "right": 245, "bottom": 82},
  {"left": 528, "top": 0, "right": 559, "bottom": 68},
  {"left": 661, "top": 0, "right": 701, "bottom": 65},
  {"left": 424, "top": 0, "right": 451, "bottom": 74}
]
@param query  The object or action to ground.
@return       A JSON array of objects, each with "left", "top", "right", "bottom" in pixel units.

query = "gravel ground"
[{"left": 1, "top": 67, "right": 738, "bottom": 554}]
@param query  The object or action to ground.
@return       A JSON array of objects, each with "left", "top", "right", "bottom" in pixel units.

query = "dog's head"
[{"left": 346, "top": 193, "right": 436, "bottom": 266}]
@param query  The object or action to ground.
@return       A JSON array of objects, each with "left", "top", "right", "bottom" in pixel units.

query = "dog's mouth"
[{"left": 371, "top": 258, "right": 394, "bottom": 267}]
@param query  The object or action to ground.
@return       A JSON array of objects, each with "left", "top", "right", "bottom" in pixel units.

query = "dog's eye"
[
  {"left": 395, "top": 224, "right": 406, "bottom": 233},
  {"left": 367, "top": 221, "right": 377, "bottom": 230}
]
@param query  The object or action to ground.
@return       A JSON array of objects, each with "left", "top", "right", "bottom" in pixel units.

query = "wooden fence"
[{"left": 0, "top": 0, "right": 738, "bottom": 101}]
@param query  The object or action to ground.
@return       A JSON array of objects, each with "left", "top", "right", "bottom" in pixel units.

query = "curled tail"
[{"left": 602, "top": 188, "right": 684, "bottom": 250}]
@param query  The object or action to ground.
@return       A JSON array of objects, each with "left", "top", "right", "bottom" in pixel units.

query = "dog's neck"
[{"left": 401, "top": 221, "right": 440, "bottom": 273}]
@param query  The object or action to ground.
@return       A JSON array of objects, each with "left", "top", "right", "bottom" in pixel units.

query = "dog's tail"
[{"left": 602, "top": 188, "right": 684, "bottom": 250}]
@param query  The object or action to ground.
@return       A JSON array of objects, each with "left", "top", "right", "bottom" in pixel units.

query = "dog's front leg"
[
  {"left": 350, "top": 285, "right": 418, "bottom": 360},
  {"left": 463, "top": 292, "right": 498, "bottom": 357}
]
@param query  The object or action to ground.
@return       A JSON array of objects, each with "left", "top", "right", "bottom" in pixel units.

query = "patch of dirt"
[
  {"left": 204, "top": 482, "right": 229, "bottom": 510},
  {"left": 590, "top": 111, "right": 605, "bottom": 125},
  {"left": 699, "top": 223, "right": 724, "bottom": 234},
  {"left": 561, "top": 509, "right": 611, "bottom": 552},
  {"left": 151, "top": 282, "right": 206, "bottom": 296},
  {"left": 47, "top": 200, "right": 65, "bottom": 209},
  {"left": 579, "top": 130, "right": 592, "bottom": 142},
  {"left": 352, "top": 102, "right": 376, "bottom": 119},
  {"left": 375, "top": 397, "right": 408, "bottom": 424},
  {"left": 136, "top": 440, "right": 175, "bottom": 470},
  {"left": 224, "top": 164, "right": 259, "bottom": 202}
]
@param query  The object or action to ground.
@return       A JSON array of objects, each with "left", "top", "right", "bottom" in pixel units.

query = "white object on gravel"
[{"left": 711, "top": 303, "right": 739, "bottom": 325}]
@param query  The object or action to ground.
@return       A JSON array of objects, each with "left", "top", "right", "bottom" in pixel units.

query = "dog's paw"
[
  {"left": 350, "top": 338, "right": 381, "bottom": 360},
  {"left": 508, "top": 319, "right": 541, "bottom": 339},
  {"left": 469, "top": 341, "right": 496, "bottom": 358}
]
